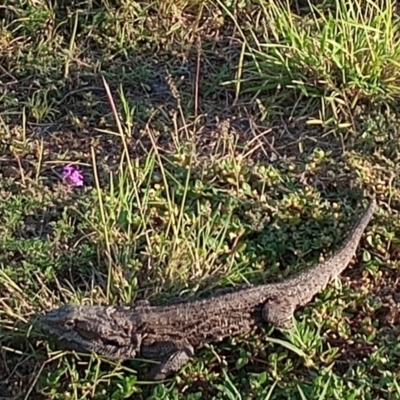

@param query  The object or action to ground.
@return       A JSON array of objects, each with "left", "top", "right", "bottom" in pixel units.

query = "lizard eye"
[{"left": 62, "top": 319, "right": 75, "bottom": 329}]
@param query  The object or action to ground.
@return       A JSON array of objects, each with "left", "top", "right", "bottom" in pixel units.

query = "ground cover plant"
[{"left": 0, "top": 0, "right": 400, "bottom": 398}]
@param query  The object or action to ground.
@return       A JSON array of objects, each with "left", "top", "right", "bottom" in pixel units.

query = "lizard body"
[{"left": 39, "top": 199, "right": 376, "bottom": 380}]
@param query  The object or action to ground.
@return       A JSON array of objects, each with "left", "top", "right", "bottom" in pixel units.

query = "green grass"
[{"left": 1, "top": 0, "right": 400, "bottom": 398}]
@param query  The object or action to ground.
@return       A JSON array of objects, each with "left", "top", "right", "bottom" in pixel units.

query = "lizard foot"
[
  {"left": 262, "top": 298, "right": 296, "bottom": 329},
  {"left": 143, "top": 342, "right": 194, "bottom": 380}
]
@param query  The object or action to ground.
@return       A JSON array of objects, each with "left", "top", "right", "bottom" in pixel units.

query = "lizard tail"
[{"left": 282, "top": 197, "right": 376, "bottom": 306}]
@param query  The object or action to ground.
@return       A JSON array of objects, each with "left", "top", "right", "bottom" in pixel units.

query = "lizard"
[{"left": 38, "top": 198, "right": 376, "bottom": 380}]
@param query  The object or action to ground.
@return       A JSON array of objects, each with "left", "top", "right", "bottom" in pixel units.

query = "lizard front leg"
[
  {"left": 262, "top": 297, "right": 296, "bottom": 329},
  {"left": 141, "top": 339, "right": 194, "bottom": 380}
]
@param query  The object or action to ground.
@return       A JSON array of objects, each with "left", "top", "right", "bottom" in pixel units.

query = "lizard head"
[{"left": 38, "top": 304, "right": 141, "bottom": 360}]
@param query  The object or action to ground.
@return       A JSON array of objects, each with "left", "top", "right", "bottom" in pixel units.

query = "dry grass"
[{"left": 0, "top": 0, "right": 400, "bottom": 398}]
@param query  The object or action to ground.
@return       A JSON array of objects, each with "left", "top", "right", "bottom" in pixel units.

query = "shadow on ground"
[{"left": 1, "top": 0, "right": 400, "bottom": 398}]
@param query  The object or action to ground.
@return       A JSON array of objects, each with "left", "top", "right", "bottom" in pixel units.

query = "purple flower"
[{"left": 62, "top": 165, "right": 84, "bottom": 187}]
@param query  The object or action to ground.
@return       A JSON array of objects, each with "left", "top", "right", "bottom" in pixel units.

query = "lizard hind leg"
[{"left": 262, "top": 297, "right": 296, "bottom": 329}]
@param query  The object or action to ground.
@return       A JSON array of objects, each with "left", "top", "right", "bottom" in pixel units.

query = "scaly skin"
[{"left": 39, "top": 199, "right": 376, "bottom": 380}]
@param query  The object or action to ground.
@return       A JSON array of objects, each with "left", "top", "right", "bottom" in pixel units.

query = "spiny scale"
[{"left": 39, "top": 199, "right": 376, "bottom": 380}]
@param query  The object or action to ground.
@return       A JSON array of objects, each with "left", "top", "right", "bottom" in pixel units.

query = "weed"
[{"left": 0, "top": 0, "right": 399, "bottom": 398}]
